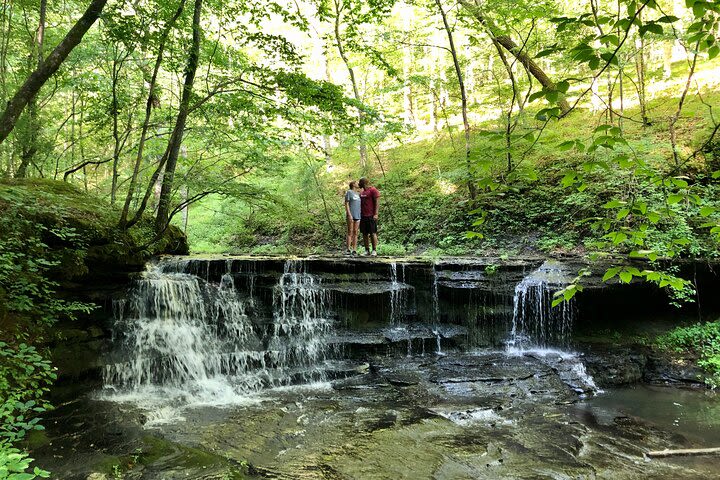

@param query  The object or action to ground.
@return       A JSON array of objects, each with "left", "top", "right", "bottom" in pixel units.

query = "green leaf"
[
  {"left": 612, "top": 232, "right": 628, "bottom": 244},
  {"left": 603, "top": 267, "right": 620, "bottom": 281},
  {"left": 673, "top": 237, "right": 691, "bottom": 245},
  {"left": 600, "top": 51, "right": 619, "bottom": 65},
  {"left": 692, "top": 1, "right": 706, "bottom": 17},
  {"left": 709, "top": 45, "right": 720, "bottom": 60},
  {"left": 700, "top": 206, "right": 715, "bottom": 216},
  {"left": 556, "top": 80, "right": 570, "bottom": 93},
  {"left": 619, "top": 271, "right": 633, "bottom": 283},
  {"left": 561, "top": 172, "right": 577, "bottom": 187},
  {"left": 600, "top": 34, "right": 620, "bottom": 46},
  {"left": 536, "top": 48, "right": 558, "bottom": 58},
  {"left": 639, "top": 22, "right": 663, "bottom": 36},
  {"left": 603, "top": 199, "right": 625, "bottom": 208},
  {"left": 671, "top": 177, "right": 689, "bottom": 188},
  {"left": 667, "top": 194, "right": 684, "bottom": 204},
  {"left": 529, "top": 91, "right": 546, "bottom": 102}
]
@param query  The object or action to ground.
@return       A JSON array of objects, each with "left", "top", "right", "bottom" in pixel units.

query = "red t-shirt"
[{"left": 360, "top": 186, "right": 380, "bottom": 217}]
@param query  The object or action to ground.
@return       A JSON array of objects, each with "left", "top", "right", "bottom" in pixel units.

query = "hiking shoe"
[
  {"left": 352, "top": 250, "right": 358, "bottom": 256},
  {"left": 344, "top": 249, "right": 352, "bottom": 256},
  {"left": 370, "top": 250, "right": 377, "bottom": 257},
  {"left": 362, "top": 250, "right": 371, "bottom": 256}
]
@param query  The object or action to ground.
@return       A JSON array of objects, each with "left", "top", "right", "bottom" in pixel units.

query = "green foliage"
[
  {"left": 0, "top": 180, "right": 182, "bottom": 478},
  {"left": 0, "top": 343, "right": 55, "bottom": 443},
  {"left": 656, "top": 320, "right": 720, "bottom": 388},
  {"left": 0, "top": 341, "right": 55, "bottom": 479},
  {"left": 0, "top": 446, "right": 50, "bottom": 479}
]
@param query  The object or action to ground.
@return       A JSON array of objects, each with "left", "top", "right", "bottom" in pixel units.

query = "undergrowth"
[{"left": 656, "top": 320, "right": 720, "bottom": 388}]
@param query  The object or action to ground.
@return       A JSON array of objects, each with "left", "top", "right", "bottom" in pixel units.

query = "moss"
[
  {"left": 24, "top": 430, "right": 51, "bottom": 449},
  {"left": 0, "top": 179, "right": 188, "bottom": 279},
  {"left": 95, "top": 436, "right": 247, "bottom": 479}
]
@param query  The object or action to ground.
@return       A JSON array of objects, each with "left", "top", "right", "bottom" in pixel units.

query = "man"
[{"left": 358, "top": 177, "right": 380, "bottom": 256}]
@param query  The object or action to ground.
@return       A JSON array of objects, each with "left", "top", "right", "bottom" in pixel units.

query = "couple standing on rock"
[{"left": 344, "top": 177, "right": 380, "bottom": 256}]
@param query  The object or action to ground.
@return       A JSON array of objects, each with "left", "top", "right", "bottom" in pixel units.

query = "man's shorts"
[{"left": 360, "top": 216, "right": 378, "bottom": 234}]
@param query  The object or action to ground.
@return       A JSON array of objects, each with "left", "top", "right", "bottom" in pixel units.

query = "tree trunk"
[
  {"left": 429, "top": 46, "right": 439, "bottom": 132},
  {"left": 322, "top": 41, "right": 333, "bottom": 169},
  {"left": 155, "top": 0, "right": 203, "bottom": 232},
  {"left": 0, "top": 0, "right": 108, "bottom": 145},
  {"left": 120, "top": 0, "right": 187, "bottom": 229},
  {"left": 491, "top": 39, "right": 517, "bottom": 173},
  {"left": 110, "top": 50, "right": 122, "bottom": 204},
  {"left": 635, "top": 34, "right": 649, "bottom": 125},
  {"left": 332, "top": 0, "right": 367, "bottom": 169},
  {"left": 402, "top": 13, "right": 415, "bottom": 127},
  {"left": 436, "top": 0, "right": 476, "bottom": 201},
  {"left": 459, "top": 0, "right": 570, "bottom": 115},
  {"left": 15, "top": 0, "right": 46, "bottom": 178}
]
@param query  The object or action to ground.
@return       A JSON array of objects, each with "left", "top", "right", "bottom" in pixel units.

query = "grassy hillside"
[{"left": 184, "top": 62, "right": 720, "bottom": 258}]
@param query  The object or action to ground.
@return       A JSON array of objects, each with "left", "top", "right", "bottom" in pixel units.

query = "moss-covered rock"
[{"left": 0, "top": 178, "right": 188, "bottom": 284}]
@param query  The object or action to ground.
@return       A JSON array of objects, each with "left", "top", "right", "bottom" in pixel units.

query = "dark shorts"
[{"left": 360, "top": 216, "right": 377, "bottom": 234}]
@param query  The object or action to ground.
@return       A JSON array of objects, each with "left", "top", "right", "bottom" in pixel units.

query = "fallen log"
[{"left": 647, "top": 447, "right": 720, "bottom": 458}]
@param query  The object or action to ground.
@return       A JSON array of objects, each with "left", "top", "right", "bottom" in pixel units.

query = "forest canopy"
[{"left": 0, "top": 0, "right": 718, "bottom": 286}]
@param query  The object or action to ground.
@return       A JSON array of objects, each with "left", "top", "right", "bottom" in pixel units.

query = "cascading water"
[
  {"left": 505, "top": 261, "right": 600, "bottom": 393},
  {"left": 270, "top": 260, "right": 334, "bottom": 381},
  {"left": 103, "top": 264, "right": 257, "bottom": 409},
  {"left": 388, "top": 262, "right": 408, "bottom": 323},
  {"left": 431, "top": 263, "right": 440, "bottom": 323},
  {"left": 507, "top": 261, "right": 576, "bottom": 352},
  {"left": 103, "top": 258, "right": 336, "bottom": 417}
]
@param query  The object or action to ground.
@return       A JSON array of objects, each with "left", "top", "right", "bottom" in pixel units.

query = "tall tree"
[
  {"left": 435, "top": 0, "right": 476, "bottom": 200},
  {"left": 119, "top": 0, "right": 188, "bottom": 228},
  {"left": 155, "top": 0, "right": 203, "bottom": 232},
  {"left": 0, "top": 0, "right": 108, "bottom": 146},
  {"left": 14, "top": 0, "right": 47, "bottom": 177},
  {"left": 458, "top": 0, "right": 570, "bottom": 115},
  {"left": 331, "top": 0, "right": 368, "bottom": 168}
]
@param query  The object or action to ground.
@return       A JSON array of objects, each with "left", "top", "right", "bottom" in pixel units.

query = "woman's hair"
[{"left": 349, "top": 181, "right": 358, "bottom": 189}]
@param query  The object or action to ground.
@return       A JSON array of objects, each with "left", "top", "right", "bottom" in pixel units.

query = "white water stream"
[
  {"left": 102, "top": 257, "right": 599, "bottom": 424},
  {"left": 103, "top": 259, "right": 335, "bottom": 420}
]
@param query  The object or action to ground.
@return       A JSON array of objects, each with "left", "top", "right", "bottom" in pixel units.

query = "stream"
[{"left": 34, "top": 256, "right": 720, "bottom": 479}]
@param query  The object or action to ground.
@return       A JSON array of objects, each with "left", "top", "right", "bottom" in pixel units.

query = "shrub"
[{"left": 656, "top": 320, "right": 720, "bottom": 388}]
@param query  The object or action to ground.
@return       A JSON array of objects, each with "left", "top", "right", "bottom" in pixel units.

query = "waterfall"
[
  {"left": 431, "top": 263, "right": 440, "bottom": 324},
  {"left": 270, "top": 260, "right": 334, "bottom": 381},
  {"left": 103, "top": 259, "right": 335, "bottom": 409},
  {"left": 388, "top": 262, "right": 408, "bottom": 323},
  {"left": 507, "top": 261, "right": 576, "bottom": 352}
]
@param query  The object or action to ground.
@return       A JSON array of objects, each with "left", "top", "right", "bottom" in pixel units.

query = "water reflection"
[{"left": 575, "top": 384, "right": 720, "bottom": 445}]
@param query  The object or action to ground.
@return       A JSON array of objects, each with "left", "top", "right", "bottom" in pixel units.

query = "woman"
[{"left": 344, "top": 181, "right": 361, "bottom": 255}]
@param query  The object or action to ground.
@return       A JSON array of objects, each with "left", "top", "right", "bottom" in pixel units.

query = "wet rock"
[
  {"left": 644, "top": 354, "right": 707, "bottom": 386},
  {"left": 583, "top": 346, "right": 648, "bottom": 386},
  {"left": 86, "top": 474, "right": 108, "bottom": 480}
]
